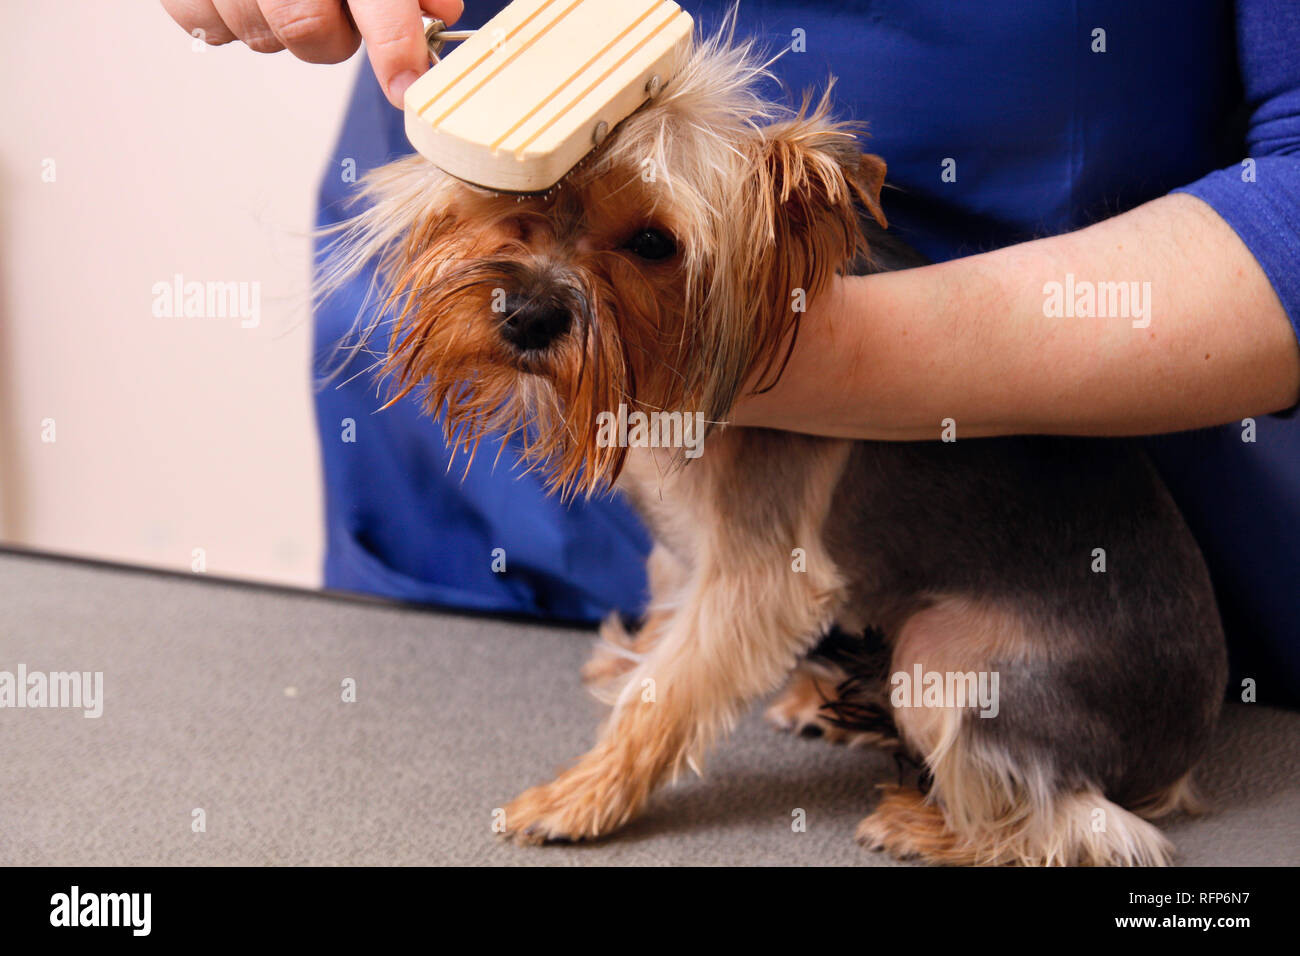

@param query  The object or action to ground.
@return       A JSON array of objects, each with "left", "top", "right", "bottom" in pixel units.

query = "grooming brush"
[{"left": 409, "top": 0, "right": 695, "bottom": 193}]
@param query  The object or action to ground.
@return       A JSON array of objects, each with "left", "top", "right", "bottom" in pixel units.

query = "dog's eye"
[{"left": 623, "top": 228, "right": 676, "bottom": 261}]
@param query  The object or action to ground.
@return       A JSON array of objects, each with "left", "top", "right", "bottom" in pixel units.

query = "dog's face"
[{"left": 332, "top": 39, "right": 887, "bottom": 495}]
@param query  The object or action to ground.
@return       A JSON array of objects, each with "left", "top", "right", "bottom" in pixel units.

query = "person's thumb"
[{"left": 348, "top": 0, "right": 465, "bottom": 108}]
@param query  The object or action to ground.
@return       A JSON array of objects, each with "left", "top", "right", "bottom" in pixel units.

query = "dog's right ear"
[
  {"left": 315, "top": 155, "right": 459, "bottom": 307},
  {"left": 312, "top": 155, "right": 468, "bottom": 391}
]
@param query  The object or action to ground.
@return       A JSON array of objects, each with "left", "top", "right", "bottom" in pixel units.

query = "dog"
[{"left": 320, "top": 24, "right": 1227, "bottom": 865}]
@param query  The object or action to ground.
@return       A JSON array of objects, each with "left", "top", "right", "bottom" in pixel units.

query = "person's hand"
[{"left": 160, "top": 0, "right": 465, "bottom": 107}]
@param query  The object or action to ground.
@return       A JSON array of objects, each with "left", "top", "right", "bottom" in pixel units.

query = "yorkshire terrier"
[{"left": 322, "top": 26, "right": 1227, "bottom": 865}]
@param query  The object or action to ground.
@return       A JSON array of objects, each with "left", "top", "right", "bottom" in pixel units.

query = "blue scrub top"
[{"left": 314, "top": 1, "right": 1300, "bottom": 702}]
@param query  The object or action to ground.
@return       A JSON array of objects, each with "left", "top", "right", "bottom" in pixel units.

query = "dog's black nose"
[{"left": 500, "top": 294, "right": 571, "bottom": 352}]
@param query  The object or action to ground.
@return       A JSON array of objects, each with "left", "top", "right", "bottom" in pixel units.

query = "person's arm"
[
  {"left": 737, "top": 0, "right": 1300, "bottom": 441},
  {"left": 732, "top": 192, "right": 1300, "bottom": 439}
]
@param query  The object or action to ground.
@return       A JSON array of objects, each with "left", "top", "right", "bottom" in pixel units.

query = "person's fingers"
[
  {"left": 160, "top": 0, "right": 238, "bottom": 46},
  {"left": 259, "top": 0, "right": 361, "bottom": 64},
  {"left": 346, "top": 0, "right": 428, "bottom": 107},
  {"left": 210, "top": 0, "right": 286, "bottom": 53},
  {"left": 423, "top": 0, "right": 466, "bottom": 27},
  {"left": 165, "top": 0, "right": 466, "bottom": 95},
  {"left": 348, "top": 0, "right": 463, "bottom": 108}
]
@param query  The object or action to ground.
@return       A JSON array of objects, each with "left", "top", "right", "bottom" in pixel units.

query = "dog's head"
[{"left": 322, "top": 32, "right": 886, "bottom": 496}]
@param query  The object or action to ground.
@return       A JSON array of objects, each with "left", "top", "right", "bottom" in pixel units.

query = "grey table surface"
[{"left": 1, "top": 551, "right": 1296, "bottom": 866}]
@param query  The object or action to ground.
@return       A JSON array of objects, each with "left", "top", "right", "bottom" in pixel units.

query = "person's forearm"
[{"left": 732, "top": 193, "right": 1300, "bottom": 440}]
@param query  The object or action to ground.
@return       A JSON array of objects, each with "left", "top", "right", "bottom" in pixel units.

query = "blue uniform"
[{"left": 314, "top": 1, "right": 1300, "bottom": 700}]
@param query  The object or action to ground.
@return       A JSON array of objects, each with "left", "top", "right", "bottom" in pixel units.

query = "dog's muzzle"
[{"left": 499, "top": 291, "right": 572, "bottom": 352}]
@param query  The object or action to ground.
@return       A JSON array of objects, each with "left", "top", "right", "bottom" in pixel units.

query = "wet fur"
[{"left": 321, "top": 19, "right": 1227, "bottom": 865}]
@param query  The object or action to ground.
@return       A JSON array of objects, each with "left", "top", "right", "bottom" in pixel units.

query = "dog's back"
[{"left": 619, "top": 416, "right": 1226, "bottom": 864}]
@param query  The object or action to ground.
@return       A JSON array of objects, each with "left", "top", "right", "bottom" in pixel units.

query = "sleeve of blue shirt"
[
  {"left": 1174, "top": 0, "right": 1300, "bottom": 341},
  {"left": 1147, "top": 0, "right": 1300, "bottom": 709}
]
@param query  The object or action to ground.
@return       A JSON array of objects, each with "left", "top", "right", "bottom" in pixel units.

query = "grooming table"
[{"left": 1, "top": 550, "right": 1296, "bottom": 866}]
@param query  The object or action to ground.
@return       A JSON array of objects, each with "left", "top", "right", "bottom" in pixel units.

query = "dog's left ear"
[
  {"left": 843, "top": 147, "right": 889, "bottom": 231},
  {"left": 752, "top": 120, "right": 889, "bottom": 285},
  {"left": 724, "top": 119, "right": 887, "bottom": 403},
  {"left": 687, "top": 110, "right": 890, "bottom": 424}
]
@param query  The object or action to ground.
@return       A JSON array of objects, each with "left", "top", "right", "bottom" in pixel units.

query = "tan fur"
[
  {"left": 889, "top": 597, "right": 1038, "bottom": 801},
  {"left": 581, "top": 543, "right": 686, "bottom": 697},
  {"left": 856, "top": 785, "right": 1175, "bottom": 867},
  {"left": 581, "top": 613, "right": 650, "bottom": 694},
  {"left": 1133, "top": 772, "right": 1205, "bottom": 819},
  {"left": 893, "top": 596, "right": 1042, "bottom": 675},
  {"left": 320, "top": 20, "right": 1215, "bottom": 865},
  {"left": 505, "top": 435, "right": 852, "bottom": 842},
  {"left": 318, "top": 23, "right": 883, "bottom": 497}
]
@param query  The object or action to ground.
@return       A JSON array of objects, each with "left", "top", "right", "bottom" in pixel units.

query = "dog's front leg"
[
  {"left": 503, "top": 561, "right": 839, "bottom": 843},
  {"left": 502, "top": 457, "right": 848, "bottom": 845}
]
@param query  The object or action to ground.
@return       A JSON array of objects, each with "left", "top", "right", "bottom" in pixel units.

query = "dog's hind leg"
[
  {"left": 854, "top": 597, "right": 1179, "bottom": 866},
  {"left": 766, "top": 666, "right": 899, "bottom": 748},
  {"left": 766, "top": 627, "right": 899, "bottom": 747},
  {"left": 766, "top": 660, "right": 863, "bottom": 742},
  {"left": 855, "top": 783, "right": 1174, "bottom": 866}
]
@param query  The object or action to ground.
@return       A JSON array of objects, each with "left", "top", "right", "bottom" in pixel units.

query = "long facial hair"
[
  {"left": 378, "top": 198, "right": 660, "bottom": 497},
  {"left": 317, "top": 24, "right": 887, "bottom": 498}
]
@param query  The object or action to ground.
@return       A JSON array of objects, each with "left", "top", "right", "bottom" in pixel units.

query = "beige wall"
[{"left": 0, "top": 2, "right": 363, "bottom": 587}]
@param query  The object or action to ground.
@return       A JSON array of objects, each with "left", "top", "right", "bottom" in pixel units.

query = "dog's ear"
[
  {"left": 849, "top": 150, "right": 889, "bottom": 230},
  {"left": 693, "top": 115, "right": 886, "bottom": 421},
  {"left": 316, "top": 155, "right": 460, "bottom": 309}
]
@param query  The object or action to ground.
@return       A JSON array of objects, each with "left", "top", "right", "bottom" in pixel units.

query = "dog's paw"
[
  {"left": 765, "top": 669, "right": 893, "bottom": 747},
  {"left": 501, "top": 784, "right": 582, "bottom": 845},
  {"left": 500, "top": 767, "right": 636, "bottom": 846},
  {"left": 855, "top": 785, "right": 981, "bottom": 865},
  {"left": 854, "top": 787, "right": 935, "bottom": 861},
  {"left": 501, "top": 739, "right": 642, "bottom": 844}
]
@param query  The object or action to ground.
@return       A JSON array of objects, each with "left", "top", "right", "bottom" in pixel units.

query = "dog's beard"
[{"left": 379, "top": 250, "right": 671, "bottom": 498}]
